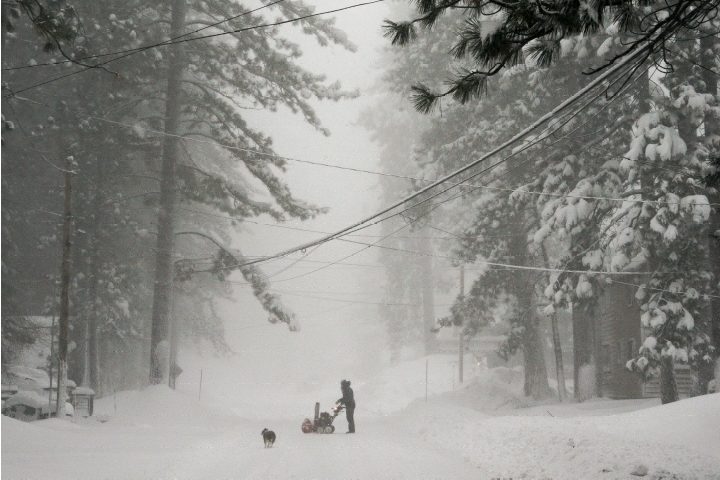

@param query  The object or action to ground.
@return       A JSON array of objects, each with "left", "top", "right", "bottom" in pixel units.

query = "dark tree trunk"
[
  {"left": 573, "top": 302, "right": 598, "bottom": 400},
  {"left": 550, "top": 312, "right": 567, "bottom": 401},
  {"left": 517, "top": 272, "right": 552, "bottom": 400},
  {"left": 540, "top": 245, "right": 566, "bottom": 400},
  {"left": 149, "top": 0, "right": 186, "bottom": 385},
  {"left": 522, "top": 309, "right": 552, "bottom": 399},
  {"left": 660, "top": 355, "right": 679, "bottom": 404}
]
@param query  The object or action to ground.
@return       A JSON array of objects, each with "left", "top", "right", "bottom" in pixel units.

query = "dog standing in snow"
[{"left": 261, "top": 428, "right": 276, "bottom": 448}]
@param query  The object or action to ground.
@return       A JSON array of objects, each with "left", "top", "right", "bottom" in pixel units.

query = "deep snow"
[{"left": 3, "top": 358, "right": 719, "bottom": 480}]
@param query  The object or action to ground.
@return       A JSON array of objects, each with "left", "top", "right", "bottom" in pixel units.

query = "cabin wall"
[{"left": 597, "top": 283, "right": 644, "bottom": 399}]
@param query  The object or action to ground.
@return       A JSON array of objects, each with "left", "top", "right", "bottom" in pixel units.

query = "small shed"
[{"left": 71, "top": 386, "right": 95, "bottom": 417}]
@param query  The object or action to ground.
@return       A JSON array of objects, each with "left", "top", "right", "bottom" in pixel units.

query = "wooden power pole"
[{"left": 57, "top": 153, "right": 74, "bottom": 417}]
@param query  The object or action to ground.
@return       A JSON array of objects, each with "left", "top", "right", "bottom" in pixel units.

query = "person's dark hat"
[{"left": 341, "top": 379, "right": 350, "bottom": 386}]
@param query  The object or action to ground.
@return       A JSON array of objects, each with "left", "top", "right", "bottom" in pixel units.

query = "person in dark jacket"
[{"left": 337, "top": 379, "right": 355, "bottom": 433}]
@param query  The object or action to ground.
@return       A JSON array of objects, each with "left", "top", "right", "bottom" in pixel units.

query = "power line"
[
  {"left": 216, "top": 59, "right": 683, "bottom": 283},
  {"left": 3, "top": 0, "right": 285, "bottom": 95},
  {"left": 336, "top": 235, "right": 656, "bottom": 276},
  {"left": 3, "top": 0, "right": 386, "bottom": 96},
  {"left": 185, "top": 50, "right": 652, "bottom": 283},
  {"left": 91, "top": 115, "right": 715, "bottom": 208},
  {"left": 217, "top": 187, "right": 466, "bottom": 284},
  {"left": 259, "top": 289, "right": 455, "bottom": 307},
  {"left": 352, "top": 73, "right": 626, "bottom": 235},
  {"left": 189, "top": 46, "right": 657, "bottom": 272},
  {"left": 2, "top": 0, "right": 288, "bottom": 71},
  {"left": 611, "top": 279, "right": 720, "bottom": 301},
  {"left": 177, "top": 206, "right": 520, "bottom": 240}
]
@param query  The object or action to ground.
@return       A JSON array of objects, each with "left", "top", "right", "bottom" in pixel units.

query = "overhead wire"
[
  {"left": 9, "top": 10, "right": 711, "bottom": 287},
  {"left": 204, "top": 44, "right": 657, "bottom": 271},
  {"left": 2, "top": 0, "right": 289, "bottom": 71},
  {"left": 231, "top": 45, "right": 715, "bottom": 283},
  {"left": 611, "top": 279, "right": 720, "bottom": 301},
  {"left": 2, "top": 0, "right": 386, "bottom": 96},
  {"left": 10, "top": 33, "right": 654, "bottom": 276},
  {"left": 257, "top": 289, "right": 456, "bottom": 307},
  {"left": 89, "top": 115, "right": 716, "bottom": 208},
  {"left": 181, "top": 48, "right": 664, "bottom": 283}
]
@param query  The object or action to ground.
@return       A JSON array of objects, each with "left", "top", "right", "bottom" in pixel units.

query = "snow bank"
[
  {"left": 360, "top": 354, "right": 484, "bottom": 415},
  {"left": 597, "top": 393, "right": 720, "bottom": 453},
  {"left": 393, "top": 388, "right": 720, "bottom": 480},
  {"left": 2, "top": 386, "right": 254, "bottom": 480},
  {"left": 94, "top": 384, "right": 242, "bottom": 431},
  {"left": 3, "top": 361, "right": 718, "bottom": 480}
]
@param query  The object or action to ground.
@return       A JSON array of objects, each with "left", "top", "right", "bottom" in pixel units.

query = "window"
[
  {"left": 601, "top": 344, "right": 611, "bottom": 373},
  {"left": 627, "top": 339, "right": 636, "bottom": 361}
]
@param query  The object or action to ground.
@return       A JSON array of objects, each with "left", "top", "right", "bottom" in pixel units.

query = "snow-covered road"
[
  {"left": 2, "top": 413, "right": 482, "bottom": 480},
  {"left": 3, "top": 364, "right": 720, "bottom": 480},
  {"left": 170, "top": 418, "right": 480, "bottom": 480},
  {"left": 2, "top": 386, "right": 483, "bottom": 480}
]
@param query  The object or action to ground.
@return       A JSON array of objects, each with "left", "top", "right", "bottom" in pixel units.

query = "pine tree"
[{"left": 2, "top": 0, "right": 357, "bottom": 391}]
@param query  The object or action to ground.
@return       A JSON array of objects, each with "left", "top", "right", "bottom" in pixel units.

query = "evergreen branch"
[
  {"left": 410, "top": 84, "right": 440, "bottom": 114},
  {"left": 450, "top": 69, "right": 490, "bottom": 104},
  {"left": 382, "top": 20, "right": 417, "bottom": 46},
  {"left": 175, "top": 231, "right": 299, "bottom": 331},
  {"left": 526, "top": 39, "right": 560, "bottom": 67}
]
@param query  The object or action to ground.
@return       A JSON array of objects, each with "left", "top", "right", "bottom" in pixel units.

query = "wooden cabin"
[{"left": 589, "top": 282, "right": 694, "bottom": 399}]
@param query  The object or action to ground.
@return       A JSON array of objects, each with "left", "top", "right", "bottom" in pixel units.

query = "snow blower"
[{"left": 301, "top": 401, "right": 344, "bottom": 434}]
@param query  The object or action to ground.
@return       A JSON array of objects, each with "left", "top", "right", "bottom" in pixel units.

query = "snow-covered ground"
[{"left": 3, "top": 358, "right": 720, "bottom": 480}]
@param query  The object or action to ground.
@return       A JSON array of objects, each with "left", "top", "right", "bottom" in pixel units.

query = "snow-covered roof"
[
  {"left": 6, "top": 365, "right": 50, "bottom": 388},
  {"left": 4, "top": 391, "right": 49, "bottom": 409},
  {"left": 73, "top": 386, "right": 95, "bottom": 396}
]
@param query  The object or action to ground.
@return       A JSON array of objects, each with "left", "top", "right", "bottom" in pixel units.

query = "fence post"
[{"left": 425, "top": 359, "right": 428, "bottom": 402}]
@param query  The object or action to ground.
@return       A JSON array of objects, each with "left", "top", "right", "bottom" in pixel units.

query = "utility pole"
[
  {"left": 57, "top": 152, "right": 74, "bottom": 417},
  {"left": 458, "top": 264, "right": 465, "bottom": 384}
]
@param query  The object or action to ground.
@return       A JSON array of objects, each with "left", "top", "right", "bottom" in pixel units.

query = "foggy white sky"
[
  {"left": 227, "top": 4, "right": 387, "bottom": 312},
  {"left": 216, "top": 1, "right": 398, "bottom": 371},
  {"left": 189, "top": 2, "right": 461, "bottom": 396}
]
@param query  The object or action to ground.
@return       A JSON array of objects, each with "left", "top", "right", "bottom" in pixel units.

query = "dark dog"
[{"left": 261, "top": 428, "right": 276, "bottom": 448}]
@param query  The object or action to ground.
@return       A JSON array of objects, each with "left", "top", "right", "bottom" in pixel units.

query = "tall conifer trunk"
[
  {"left": 510, "top": 222, "right": 551, "bottom": 399},
  {"left": 150, "top": 0, "right": 186, "bottom": 385},
  {"left": 540, "top": 245, "right": 567, "bottom": 400}
]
